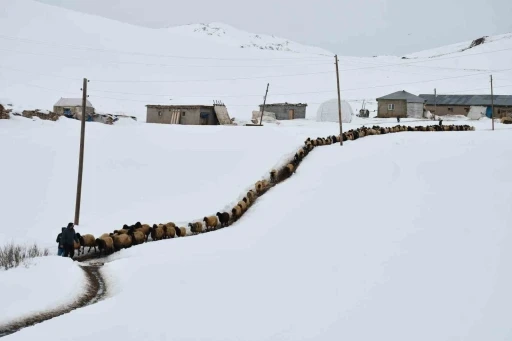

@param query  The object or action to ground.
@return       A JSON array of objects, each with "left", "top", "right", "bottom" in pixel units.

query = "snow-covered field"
[
  {"left": 3, "top": 119, "right": 511, "bottom": 340},
  {"left": 0, "top": 115, "right": 339, "bottom": 249},
  {"left": 1, "top": 0, "right": 512, "bottom": 120},
  {"left": 1, "top": 0, "right": 512, "bottom": 339},
  {"left": 0, "top": 257, "right": 85, "bottom": 327}
]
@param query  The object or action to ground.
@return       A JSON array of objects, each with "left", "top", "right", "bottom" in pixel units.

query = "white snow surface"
[
  {"left": 0, "top": 115, "right": 340, "bottom": 249},
  {"left": 4, "top": 120, "right": 512, "bottom": 341},
  {"left": 316, "top": 99, "right": 354, "bottom": 123},
  {"left": 1, "top": 0, "right": 511, "bottom": 120},
  {"left": 0, "top": 256, "right": 86, "bottom": 327}
]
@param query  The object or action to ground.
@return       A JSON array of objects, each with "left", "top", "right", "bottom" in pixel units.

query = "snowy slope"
[
  {"left": 5, "top": 123, "right": 512, "bottom": 341},
  {"left": 1, "top": 0, "right": 511, "bottom": 120},
  {"left": 0, "top": 116, "right": 338, "bottom": 249},
  {"left": 0, "top": 257, "right": 85, "bottom": 327}
]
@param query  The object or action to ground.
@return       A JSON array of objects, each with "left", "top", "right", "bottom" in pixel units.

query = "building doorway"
[{"left": 288, "top": 109, "right": 295, "bottom": 120}]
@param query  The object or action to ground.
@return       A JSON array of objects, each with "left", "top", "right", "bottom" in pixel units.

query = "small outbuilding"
[
  {"left": 146, "top": 103, "right": 232, "bottom": 125},
  {"left": 376, "top": 91, "right": 425, "bottom": 118},
  {"left": 53, "top": 98, "right": 94, "bottom": 119},
  {"left": 259, "top": 103, "right": 307, "bottom": 120}
]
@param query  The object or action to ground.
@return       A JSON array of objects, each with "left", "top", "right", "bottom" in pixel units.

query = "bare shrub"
[{"left": 0, "top": 243, "right": 50, "bottom": 270}]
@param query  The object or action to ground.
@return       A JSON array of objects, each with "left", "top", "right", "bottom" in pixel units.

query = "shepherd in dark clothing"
[
  {"left": 61, "top": 223, "right": 77, "bottom": 258},
  {"left": 397, "top": 116, "right": 400, "bottom": 123},
  {"left": 439, "top": 119, "right": 443, "bottom": 126},
  {"left": 56, "top": 227, "right": 66, "bottom": 256}
]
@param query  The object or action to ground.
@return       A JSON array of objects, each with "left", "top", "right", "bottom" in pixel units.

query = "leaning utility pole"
[
  {"left": 434, "top": 88, "right": 437, "bottom": 119},
  {"left": 74, "top": 78, "right": 88, "bottom": 225},
  {"left": 335, "top": 55, "right": 343, "bottom": 145},
  {"left": 490, "top": 75, "right": 495, "bottom": 131},
  {"left": 259, "top": 83, "right": 269, "bottom": 125}
]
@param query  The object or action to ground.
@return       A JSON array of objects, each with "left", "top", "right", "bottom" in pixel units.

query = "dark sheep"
[{"left": 216, "top": 212, "right": 230, "bottom": 227}]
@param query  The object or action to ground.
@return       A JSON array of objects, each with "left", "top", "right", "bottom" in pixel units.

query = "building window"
[
  {"left": 448, "top": 107, "right": 454, "bottom": 112},
  {"left": 464, "top": 107, "right": 469, "bottom": 113},
  {"left": 158, "top": 111, "right": 162, "bottom": 117},
  {"left": 182, "top": 111, "right": 186, "bottom": 116},
  {"left": 388, "top": 104, "right": 395, "bottom": 110}
]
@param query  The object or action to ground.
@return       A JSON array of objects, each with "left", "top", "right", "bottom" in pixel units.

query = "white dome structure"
[{"left": 316, "top": 99, "right": 354, "bottom": 123}]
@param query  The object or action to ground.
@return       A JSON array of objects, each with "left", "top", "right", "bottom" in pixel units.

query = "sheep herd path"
[
  {"left": 0, "top": 262, "right": 106, "bottom": 338},
  {"left": 0, "top": 124, "right": 474, "bottom": 338}
]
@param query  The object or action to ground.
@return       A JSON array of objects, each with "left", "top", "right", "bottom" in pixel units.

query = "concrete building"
[
  {"left": 146, "top": 104, "right": 233, "bottom": 125},
  {"left": 419, "top": 94, "right": 512, "bottom": 118},
  {"left": 146, "top": 105, "right": 220, "bottom": 125},
  {"left": 376, "top": 91, "right": 425, "bottom": 118},
  {"left": 53, "top": 98, "right": 94, "bottom": 119},
  {"left": 258, "top": 103, "right": 307, "bottom": 120}
]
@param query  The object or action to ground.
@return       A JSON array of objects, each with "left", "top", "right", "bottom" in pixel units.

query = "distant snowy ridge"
[
  {"left": 168, "top": 22, "right": 332, "bottom": 55},
  {"left": 404, "top": 33, "right": 512, "bottom": 59}
]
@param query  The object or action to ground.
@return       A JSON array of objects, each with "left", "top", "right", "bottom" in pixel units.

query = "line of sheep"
[{"left": 71, "top": 123, "right": 474, "bottom": 259}]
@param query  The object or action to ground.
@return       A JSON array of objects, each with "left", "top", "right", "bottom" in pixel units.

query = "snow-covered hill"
[
  {"left": 0, "top": 0, "right": 511, "bottom": 121},
  {"left": 2, "top": 116, "right": 512, "bottom": 341}
]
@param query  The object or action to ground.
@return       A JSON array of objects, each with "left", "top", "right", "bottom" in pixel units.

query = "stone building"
[
  {"left": 419, "top": 94, "right": 512, "bottom": 118},
  {"left": 258, "top": 103, "right": 307, "bottom": 120},
  {"left": 53, "top": 98, "right": 95, "bottom": 119},
  {"left": 146, "top": 104, "right": 232, "bottom": 125},
  {"left": 376, "top": 91, "right": 425, "bottom": 118}
]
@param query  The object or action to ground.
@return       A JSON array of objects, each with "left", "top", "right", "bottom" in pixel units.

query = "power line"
[
  {"left": 91, "top": 70, "right": 334, "bottom": 83},
  {"left": 0, "top": 65, "right": 83, "bottom": 81},
  {"left": 88, "top": 88, "right": 337, "bottom": 98},
  {"left": 0, "top": 34, "right": 331, "bottom": 61},
  {"left": 342, "top": 56, "right": 491, "bottom": 72},
  {"left": 0, "top": 47, "right": 333, "bottom": 69},
  {"left": 337, "top": 69, "right": 512, "bottom": 92},
  {"left": 339, "top": 47, "right": 512, "bottom": 72}
]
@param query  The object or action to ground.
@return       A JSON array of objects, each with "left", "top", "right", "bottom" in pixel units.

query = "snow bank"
[
  {"left": 6, "top": 123, "right": 512, "bottom": 341},
  {"left": 0, "top": 256, "right": 85, "bottom": 327}
]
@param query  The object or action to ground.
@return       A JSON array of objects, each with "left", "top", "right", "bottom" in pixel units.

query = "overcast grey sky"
[{"left": 36, "top": 0, "right": 511, "bottom": 56}]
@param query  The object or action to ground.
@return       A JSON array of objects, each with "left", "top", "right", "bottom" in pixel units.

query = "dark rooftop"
[
  {"left": 259, "top": 103, "right": 307, "bottom": 107},
  {"left": 419, "top": 94, "right": 512, "bottom": 107},
  {"left": 376, "top": 90, "right": 425, "bottom": 103},
  {"left": 146, "top": 104, "right": 214, "bottom": 109}
]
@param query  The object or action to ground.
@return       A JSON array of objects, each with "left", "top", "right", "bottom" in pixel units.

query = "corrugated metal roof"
[
  {"left": 54, "top": 98, "right": 93, "bottom": 107},
  {"left": 376, "top": 91, "right": 425, "bottom": 103},
  {"left": 419, "top": 94, "right": 512, "bottom": 107}
]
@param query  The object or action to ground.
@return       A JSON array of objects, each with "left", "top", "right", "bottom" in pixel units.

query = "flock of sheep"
[{"left": 72, "top": 123, "right": 475, "bottom": 259}]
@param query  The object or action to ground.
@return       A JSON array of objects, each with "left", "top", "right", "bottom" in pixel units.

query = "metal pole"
[
  {"left": 335, "top": 55, "right": 343, "bottom": 145},
  {"left": 259, "top": 83, "right": 269, "bottom": 126},
  {"left": 491, "top": 75, "right": 494, "bottom": 131},
  {"left": 74, "top": 78, "right": 88, "bottom": 225}
]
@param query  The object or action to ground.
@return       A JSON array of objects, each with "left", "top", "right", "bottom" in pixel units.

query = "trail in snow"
[
  {"left": 72, "top": 123, "right": 475, "bottom": 265},
  {"left": 0, "top": 263, "right": 106, "bottom": 338},
  {"left": 0, "top": 123, "right": 475, "bottom": 338}
]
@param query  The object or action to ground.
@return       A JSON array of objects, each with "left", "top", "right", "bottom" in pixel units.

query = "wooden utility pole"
[
  {"left": 259, "top": 83, "right": 269, "bottom": 125},
  {"left": 434, "top": 88, "right": 437, "bottom": 119},
  {"left": 490, "top": 75, "right": 494, "bottom": 131},
  {"left": 335, "top": 55, "right": 343, "bottom": 145},
  {"left": 74, "top": 78, "right": 88, "bottom": 225}
]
